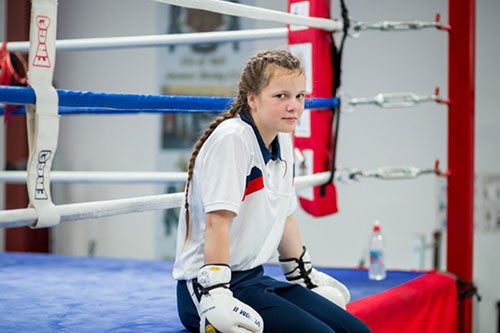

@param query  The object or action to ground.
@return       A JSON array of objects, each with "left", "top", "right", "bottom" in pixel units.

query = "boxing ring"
[
  {"left": 0, "top": 0, "right": 475, "bottom": 332},
  {"left": 0, "top": 252, "right": 456, "bottom": 332}
]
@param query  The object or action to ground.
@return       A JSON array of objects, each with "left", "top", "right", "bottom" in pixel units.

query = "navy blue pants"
[{"left": 177, "top": 266, "right": 370, "bottom": 333}]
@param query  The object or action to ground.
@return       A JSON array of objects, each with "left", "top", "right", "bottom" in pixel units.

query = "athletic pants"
[{"left": 176, "top": 265, "right": 371, "bottom": 333}]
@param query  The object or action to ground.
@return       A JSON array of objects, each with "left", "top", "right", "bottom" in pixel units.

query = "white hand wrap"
[
  {"left": 196, "top": 264, "right": 263, "bottom": 333},
  {"left": 279, "top": 247, "right": 351, "bottom": 309}
]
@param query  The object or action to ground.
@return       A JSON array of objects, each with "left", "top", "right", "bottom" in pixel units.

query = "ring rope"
[
  {"left": 337, "top": 89, "right": 448, "bottom": 114},
  {"left": 2, "top": 16, "right": 450, "bottom": 54},
  {"left": 347, "top": 91, "right": 444, "bottom": 109},
  {"left": 351, "top": 14, "right": 450, "bottom": 36},
  {"left": 0, "top": 86, "right": 339, "bottom": 113},
  {"left": 0, "top": 174, "right": 328, "bottom": 229},
  {"left": 5, "top": 28, "right": 288, "bottom": 53},
  {"left": 1, "top": 107, "right": 228, "bottom": 115},
  {"left": 0, "top": 164, "right": 446, "bottom": 184},
  {"left": 151, "top": 0, "right": 342, "bottom": 32},
  {"left": 3, "top": 16, "right": 450, "bottom": 54},
  {"left": 0, "top": 192, "right": 185, "bottom": 229},
  {"left": 0, "top": 165, "right": 446, "bottom": 229},
  {"left": 0, "top": 171, "right": 187, "bottom": 184}
]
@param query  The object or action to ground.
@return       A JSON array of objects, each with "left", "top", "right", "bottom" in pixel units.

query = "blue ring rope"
[{"left": 0, "top": 86, "right": 338, "bottom": 114}]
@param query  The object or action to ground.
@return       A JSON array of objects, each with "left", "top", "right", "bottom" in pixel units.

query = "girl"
[{"left": 173, "top": 49, "right": 370, "bottom": 333}]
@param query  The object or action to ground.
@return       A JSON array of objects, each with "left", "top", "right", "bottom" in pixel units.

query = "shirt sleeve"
[{"left": 200, "top": 131, "right": 252, "bottom": 215}]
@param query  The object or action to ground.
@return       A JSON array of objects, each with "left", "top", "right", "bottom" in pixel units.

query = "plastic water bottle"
[{"left": 369, "top": 220, "right": 386, "bottom": 280}]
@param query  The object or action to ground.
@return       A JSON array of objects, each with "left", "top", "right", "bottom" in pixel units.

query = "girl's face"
[{"left": 247, "top": 68, "right": 306, "bottom": 147}]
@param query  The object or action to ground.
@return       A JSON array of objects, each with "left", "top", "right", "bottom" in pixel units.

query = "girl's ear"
[{"left": 247, "top": 93, "right": 256, "bottom": 110}]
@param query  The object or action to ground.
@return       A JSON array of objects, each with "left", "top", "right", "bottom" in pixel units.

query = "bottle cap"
[{"left": 373, "top": 220, "right": 381, "bottom": 231}]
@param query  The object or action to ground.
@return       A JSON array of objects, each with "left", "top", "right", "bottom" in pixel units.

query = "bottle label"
[{"left": 370, "top": 250, "right": 383, "bottom": 264}]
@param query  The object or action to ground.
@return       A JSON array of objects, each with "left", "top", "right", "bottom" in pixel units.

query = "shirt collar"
[{"left": 240, "top": 113, "right": 281, "bottom": 163}]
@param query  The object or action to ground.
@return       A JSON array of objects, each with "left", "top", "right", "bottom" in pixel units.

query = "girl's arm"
[
  {"left": 204, "top": 209, "right": 235, "bottom": 264},
  {"left": 278, "top": 214, "right": 305, "bottom": 259},
  {"left": 198, "top": 209, "right": 263, "bottom": 332}
]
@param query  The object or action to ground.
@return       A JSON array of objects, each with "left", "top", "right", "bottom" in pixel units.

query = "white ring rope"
[
  {"left": 0, "top": 171, "right": 188, "bottom": 184},
  {"left": 0, "top": 166, "right": 441, "bottom": 229},
  {"left": 0, "top": 173, "right": 330, "bottom": 229},
  {"left": 150, "top": 0, "right": 342, "bottom": 32},
  {"left": 0, "top": 171, "right": 327, "bottom": 187},
  {"left": 0, "top": 192, "right": 185, "bottom": 229},
  {"left": 6, "top": 1, "right": 342, "bottom": 54},
  {"left": 0, "top": 165, "right": 440, "bottom": 185},
  {"left": 6, "top": 28, "right": 288, "bottom": 53}
]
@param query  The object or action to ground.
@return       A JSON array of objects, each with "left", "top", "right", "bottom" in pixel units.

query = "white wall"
[
  {"left": 1, "top": 0, "right": 499, "bottom": 331},
  {"left": 474, "top": 0, "right": 500, "bottom": 331}
]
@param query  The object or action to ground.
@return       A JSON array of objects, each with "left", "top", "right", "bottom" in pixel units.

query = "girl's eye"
[
  {"left": 296, "top": 93, "right": 305, "bottom": 100},
  {"left": 276, "top": 94, "right": 286, "bottom": 99}
]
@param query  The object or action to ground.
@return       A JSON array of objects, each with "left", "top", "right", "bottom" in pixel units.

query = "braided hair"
[{"left": 183, "top": 49, "right": 304, "bottom": 243}]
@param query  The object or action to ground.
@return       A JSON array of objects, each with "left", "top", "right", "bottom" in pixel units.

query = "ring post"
[{"left": 447, "top": 0, "right": 475, "bottom": 332}]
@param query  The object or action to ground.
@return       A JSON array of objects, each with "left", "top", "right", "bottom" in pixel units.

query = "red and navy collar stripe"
[{"left": 242, "top": 166, "right": 264, "bottom": 200}]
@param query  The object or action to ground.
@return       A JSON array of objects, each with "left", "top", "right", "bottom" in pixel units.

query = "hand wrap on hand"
[
  {"left": 279, "top": 247, "right": 351, "bottom": 309},
  {"left": 195, "top": 264, "right": 263, "bottom": 333}
]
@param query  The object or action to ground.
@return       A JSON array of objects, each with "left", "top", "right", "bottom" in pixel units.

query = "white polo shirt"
[{"left": 173, "top": 114, "right": 297, "bottom": 280}]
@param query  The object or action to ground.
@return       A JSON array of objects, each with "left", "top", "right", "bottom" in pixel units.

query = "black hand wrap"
[{"left": 279, "top": 246, "right": 318, "bottom": 289}]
